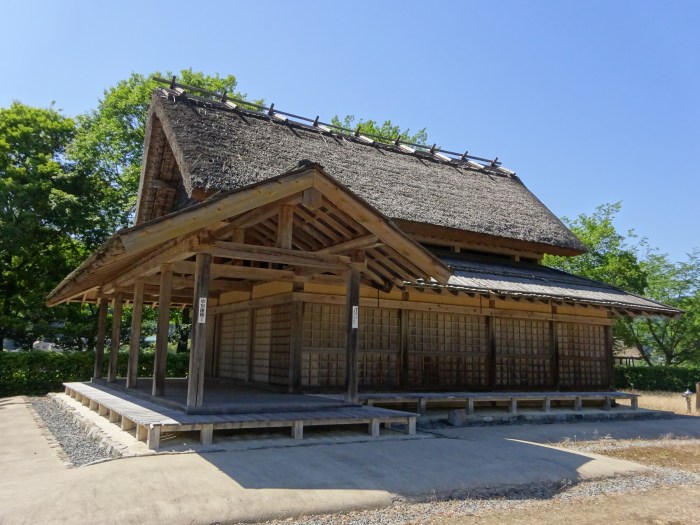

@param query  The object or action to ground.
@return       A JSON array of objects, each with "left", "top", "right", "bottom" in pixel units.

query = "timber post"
[
  {"left": 344, "top": 268, "right": 360, "bottom": 403},
  {"left": 399, "top": 292, "right": 409, "bottom": 389},
  {"left": 604, "top": 322, "right": 614, "bottom": 389},
  {"left": 152, "top": 264, "right": 173, "bottom": 397},
  {"left": 93, "top": 296, "right": 108, "bottom": 379},
  {"left": 487, "top": 299, "right": 497, "bottom": 389},
  {"left": 187, "top": 253, "right": 212, "bottom": 407},
  {"left": 107, "top": 292, "right": 124, "bottom": 382},
  {"left": 126, "top": 280, "right": 145, "bottom": 388},
  {"left": 288, "top": 284, "right": 304, "bottom": 392},
  {"left": 550, "top": 306, "right": 560, "bottom": 389}
]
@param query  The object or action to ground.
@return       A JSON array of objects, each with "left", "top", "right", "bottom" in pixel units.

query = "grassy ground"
[{"left": 627, "top": 390, "right": 700, "bottom": 416}]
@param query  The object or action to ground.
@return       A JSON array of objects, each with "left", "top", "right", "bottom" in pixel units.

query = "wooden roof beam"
[
  {"left": 312, "top": 172, "right": 452, "bottom": 283},
  {"left": 197, "top": 241, "right": 366, "bottom": 272},
  {"left": 120, "top": 170, "right": 314, "bottom": 254},
  {"left": 316, "top": 235, "right": 380, "bottom": 255},
  {"left": 173, "top": 260, "right": 296, "bottom": 281},
  {"left": 213, "top": 194, "right": 302, "bottom": 238}
]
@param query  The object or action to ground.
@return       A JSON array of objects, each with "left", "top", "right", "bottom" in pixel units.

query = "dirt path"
[{"left": 438, "top": 484, "right": 700, "bottom": 525}]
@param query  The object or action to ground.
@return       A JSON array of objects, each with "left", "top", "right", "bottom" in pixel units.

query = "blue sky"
[{"left": 2, "top": 0, "right": 698, "bottom": 262}]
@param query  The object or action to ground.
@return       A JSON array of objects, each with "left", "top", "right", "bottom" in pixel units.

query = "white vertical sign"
[
  {"left": 351, "top": 305, "right": 359, "bottom": 329},
  {"left": 197, "top": 298, "right": 207, "bottom": 324}
]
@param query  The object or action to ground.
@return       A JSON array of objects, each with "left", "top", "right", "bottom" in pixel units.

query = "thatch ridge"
[{"left": 151, "top": 91, "right": 587, "bottom": 254}]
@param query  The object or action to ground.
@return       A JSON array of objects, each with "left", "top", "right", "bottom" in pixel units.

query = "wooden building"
[{"left": 47, "top": 83, "right": 679, "bottom": 411}]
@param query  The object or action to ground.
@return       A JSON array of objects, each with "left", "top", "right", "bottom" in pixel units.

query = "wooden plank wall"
[
  {"left": 301, "top": 304, "right": 401, "bottom": 388},
  {"left": 557, "top": 322, "right": 608, "bottom": 389},
  {"left": 494, "top": 318, "right": 552, "bottom": 388},
  {"left": 406, "top": 311, "right": 488, "bottom": 388},
  {"left": 217, "top": 311, "right": 249, "bottom": 381},
  {"left": 212, "top": 288, "right": 614, "bottom": 391}
]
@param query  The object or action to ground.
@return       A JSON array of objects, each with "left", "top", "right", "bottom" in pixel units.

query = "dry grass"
[
  {"left": 622, "top": 390, "right": 700, "bottom": 416},
  {"left": 602, "top": 442, "right": 700, "bottom": 472}
]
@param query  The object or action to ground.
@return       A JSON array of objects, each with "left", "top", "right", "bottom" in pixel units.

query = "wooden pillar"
[
  {"left": 604, "top": 322, "right": 614, "bottom": 389},
  {"left": 399, "top": 292, "right": 409, "bottom": 389},
  {"left": 487, "top": 300, "right": 497, "bottom": 389},
  {"left": 288, "top": 294, "right": 304, "bottom": 392},
  {"left": 107, "top": 292, "right": 124, "bottom": 382},
  {"left": 152, "top": 265, "right": 173, "bottom": 397},
  {"left": 344, "top": 269, "right": 360, "bottom": 403},
  {"left": 247, "top": 308, "right": 255, "bottom": 383},
  {"left": 550, "top": 306, "right": 559, "bottom": 390},
  {"left": 93, "top": 297, "right": 108, "bottom": 379},
  {"left": 187, "top": 253, "right": 211, "bottom": 408},
  {"left": 126, "top": 280, "right": 145, "bottom": 389}
]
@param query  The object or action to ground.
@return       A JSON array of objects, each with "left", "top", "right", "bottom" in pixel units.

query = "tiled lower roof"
[{"left": 436, "top": 256, "right": 680, "bottom": 316}]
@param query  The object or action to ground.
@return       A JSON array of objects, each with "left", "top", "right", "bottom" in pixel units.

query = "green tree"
[
  {"left": 543, "top": 202, "right": 647, "bottom": 294},
  {"left": 67, "top": 68, "right": 245, "bottom": 242},
  {"left": 544, "top": 203, "right": 700, "bottom": 366},
  {"left": 331, "top": 115, "right": 428, "bottom": 145},
  {"left": 618, "top": 251, "right": 700, "bottom": 365},
  {"left": 0, "top": 102, "right": 92, "bottom": 349}
]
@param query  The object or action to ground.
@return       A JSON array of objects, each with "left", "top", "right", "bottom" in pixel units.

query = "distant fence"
[{"left": 0, "top": 351, "right": 190, "bottom": 397}]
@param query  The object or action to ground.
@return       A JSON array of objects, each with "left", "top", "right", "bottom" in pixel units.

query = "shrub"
[
  {"left": 615, "top": 365, "right": 700, "bottom": 392},
  {"left": 0, "top": 350, "right": 190, "bottom": 397}
]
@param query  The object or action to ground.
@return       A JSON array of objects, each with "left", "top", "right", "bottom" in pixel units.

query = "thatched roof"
[
  {"left": 143, "top": 90, "right": 587, "bottom": 256},
  {"left": 437, "top": 255, "right": 681, "bottom": 317}
]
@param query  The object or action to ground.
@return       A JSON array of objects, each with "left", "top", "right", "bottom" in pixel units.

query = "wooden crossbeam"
[
  {"left": 213, "top": 195, "right": 302, "bottom": 237},
  {"left": 316, "top": 234, "right": 379, "bottom": 255},
  {"left": 173, "top": 261, "right": 297, "bottom": 281},
  {"left": 197, "top": 241, "right": 366, "bottom": 271}
]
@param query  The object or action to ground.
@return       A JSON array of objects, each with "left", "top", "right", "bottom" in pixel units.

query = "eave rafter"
[{"left": 47, "top": 166, "right": 452, "bottom": 305}]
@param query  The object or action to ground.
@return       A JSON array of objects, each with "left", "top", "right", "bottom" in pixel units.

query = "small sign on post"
[
  {"left": 351, "top": 305, "right": 359, "bottom": 329},
  {"left": 197, "top": 298, "right": 207, "bottom": 324}
]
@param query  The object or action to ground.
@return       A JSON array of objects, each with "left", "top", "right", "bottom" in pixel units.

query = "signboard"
[
  {"left": 197, "top": 298, "right": 207, "bottom": 324},
  {"left": 351, "top": 305, "right": 359, "bottom": 329}
]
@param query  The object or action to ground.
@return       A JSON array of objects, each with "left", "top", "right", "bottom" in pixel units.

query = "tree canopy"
[
  {"left": 0, "top": 102, "right": 90, "bottom": 348},
  {"left": 544, "top": 203, "right": 700, "bottom": 366}
]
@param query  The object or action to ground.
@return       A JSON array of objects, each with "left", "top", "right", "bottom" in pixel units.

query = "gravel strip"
[
  {"left": 247, "top": 458, "right": 700, "bottom": 525},
  {"left": 30, "top": 396, "right": 112, "bottom": 467}
]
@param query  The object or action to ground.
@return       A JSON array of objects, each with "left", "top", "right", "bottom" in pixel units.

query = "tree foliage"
[
  {"left": 544, "top": 203, "right": 700, "bottom": 366},
  {"left": 67, "top": 68, "right": 244, "bottom": 242},
  {"left": 0, "top": 102, "right": 93, "bottom": 348},
  {"left": 331, "top": 114, "right": 428, "bottom": 145}
]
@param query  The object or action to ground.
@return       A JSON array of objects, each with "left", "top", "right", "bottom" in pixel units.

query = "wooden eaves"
[{"left": 46, "top": 164, "right": 452, "bottom": 307}]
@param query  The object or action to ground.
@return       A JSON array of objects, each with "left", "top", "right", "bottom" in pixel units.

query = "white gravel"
[{"left": 30, "top": 396, "right": 112, "bottom": 467}]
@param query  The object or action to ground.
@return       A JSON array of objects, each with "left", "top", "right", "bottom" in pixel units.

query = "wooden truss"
[{"left": 48, "top": 165, "right": 452, "bottom": 408}]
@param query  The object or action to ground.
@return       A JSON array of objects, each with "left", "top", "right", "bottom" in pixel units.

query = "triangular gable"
[{"left": 48, "top": 164, "right": 451, "bottom": 306}]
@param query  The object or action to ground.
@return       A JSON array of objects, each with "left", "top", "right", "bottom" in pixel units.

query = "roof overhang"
[
  {"left": 47, "top": 164, "right": 452, "bottom": 306},
  {"left": 415, "top": 256, "right": 682, "bottom": 319}
]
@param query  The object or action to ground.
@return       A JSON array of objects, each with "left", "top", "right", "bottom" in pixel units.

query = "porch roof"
[{"left": 47, "top": 164, "right": 451, "bottom": 306}]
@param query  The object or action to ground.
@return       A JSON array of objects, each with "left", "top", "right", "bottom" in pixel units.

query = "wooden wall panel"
[
  {"left": 217, "top": 312, "right": 235, "bottom": 378},
  {"left": 558, "top": 322, "right": 608, "bottom": 389},
  {"left": 302, "top": 303, "right": 345, "bottom": 387},
  {"left": 358, "top": 307, "right": 400, "bottom": 388},
  {"left": 407, "top": 311, "right": 488, "bottom": 389},
  {"left": 494, "top": 318, "right": 552, "bottom": 388},
  {"left": 216, "top": 311, "right": 250, "bottom": 380},
  {"left": 301, "top": 304, "right": 401, "bottom": 388},
  {"left": 268, "top": 303, "right": 291, "bottom": 386},
  {"left": 252, "top": 307, "right": 272, "bottom": 383}
]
